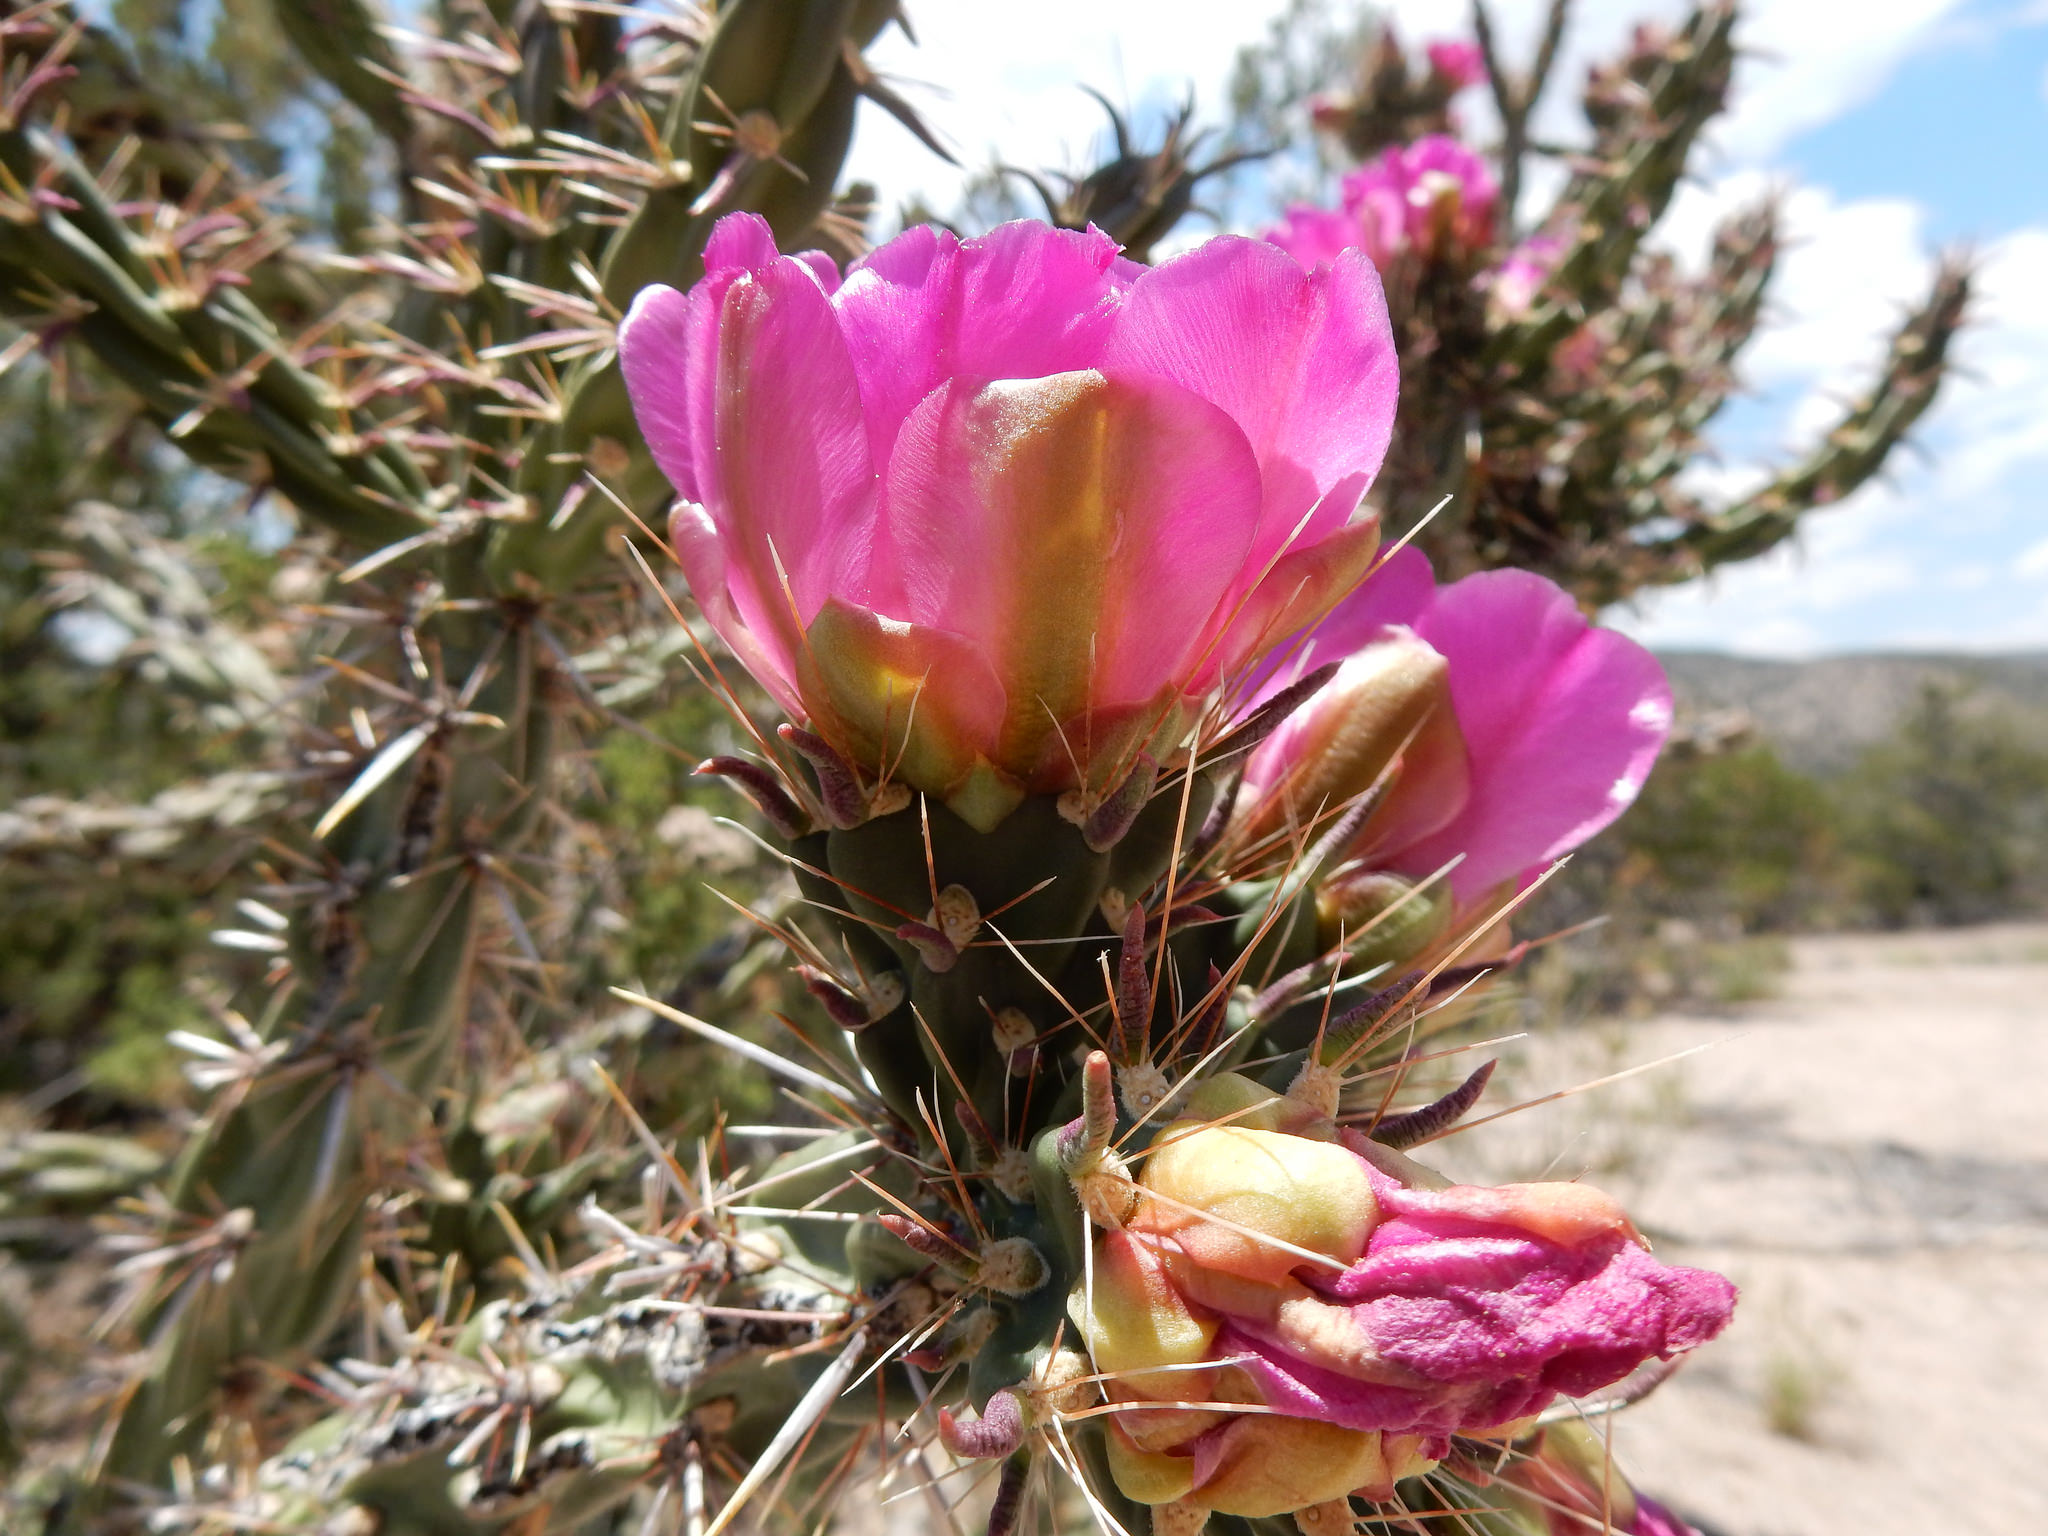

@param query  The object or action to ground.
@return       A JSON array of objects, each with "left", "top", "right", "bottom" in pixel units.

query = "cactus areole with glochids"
[{"left": 606, "top": 213, "right": 1734, "bottom": 1534}]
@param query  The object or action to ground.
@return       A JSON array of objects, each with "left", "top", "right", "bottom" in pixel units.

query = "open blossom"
[
  {"left": 1080, "top": 1075, "right": 1735, "bottom": 1523},
  {"left": 1265, "top": 135, "right": 1499, "bottom": 271},
  {"left": 620, "top": 215, "right": 1396, "bottom": 830},
  {"left": 1426, "top": 38, "right": 1487, "bottom": 90},
  {"left": 1236, "top": 546, "right": 1672, "bottom": 910}
]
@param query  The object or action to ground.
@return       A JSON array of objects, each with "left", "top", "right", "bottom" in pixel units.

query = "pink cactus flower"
[
  {"left": 1426, "top": 38, "right": 1487, "bottom": 90},
  {"left": 1081, "top": 1078, "right": 1735, "bottom": 1522},
  {"left": 1238, "top": 546, "right": 1672, "bottom": 908},
  {"left": 619, "top": 215, "right": 1397, "bottom": 830},
  {"left": 1266, "top": 135, "right": 1500, "bottom": 271},
  {"left": 1493, "top": 232, "right": 1566, "bottom": 316}
]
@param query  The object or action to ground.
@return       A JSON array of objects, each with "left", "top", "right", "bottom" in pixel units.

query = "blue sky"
[{"left": 845, "top": 0, "right": 2048, "bottom": 656}]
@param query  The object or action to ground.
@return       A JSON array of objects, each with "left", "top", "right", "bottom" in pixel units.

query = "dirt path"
[{"left": 1433, "top": 924, "right": 2048, "bottom": 1536}]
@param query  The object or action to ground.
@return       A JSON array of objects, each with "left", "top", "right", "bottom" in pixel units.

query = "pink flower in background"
[
  {"left": 1239, "top": 546, "right": 1672, "bottom": 906},
  {"left": 1493, "top": 232, "right": 1566, "bottom": 315},
  {"left": 1426, "top": 38, "right": 1487, "bottom": 90},
  {"left": 1262, "top": 202, "right": 1359, "bottom": 271},
  {"left": 1083, "top": 1081, "right": 1735, "bottom": 1521},
  {"left": 620, "top": 215, "right": 1397, "bottom": 829},
  {"left": 1266, "top": 134, "right": 1499, "bottom": 269}
]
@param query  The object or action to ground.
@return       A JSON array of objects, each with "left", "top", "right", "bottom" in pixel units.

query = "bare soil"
[{"left": 1431, "top": 923, "right": 2048, "bottom": 1536}]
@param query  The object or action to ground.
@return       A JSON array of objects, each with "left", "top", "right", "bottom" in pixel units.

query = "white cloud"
[
  {"left": 847, "top": 0, "right": 1968, "bottom": 220},
  {"left": 1622, "top": 210, "right": 2048, "bottom": 658},
  {"left": 849, "top": 0, "right": 1296, "bottom": 222}
]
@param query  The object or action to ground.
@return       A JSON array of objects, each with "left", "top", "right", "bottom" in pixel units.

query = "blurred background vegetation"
[{"left": 1525, "top": 666, "right": 2048, "bottom": 1016}]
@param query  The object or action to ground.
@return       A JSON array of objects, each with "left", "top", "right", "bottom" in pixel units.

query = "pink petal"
[
  {"left": 702, "top": 210, "right": 780, "bottom": 270},
  {"left": 1264, "top": 205, "right": 1359, "bottom": 271},
  {"left": 1339, "top": 1232, "right": 1735, "bottom": 1400},
  {"left": 618, "top": 281, "right": 701, "bottom": 500},
  {"left": 878, "top": 369, "right": 1262, "bottom": 780},
  {"left": 1426, "top": 39, "right": 1486, "bottom": 89},
  {"left": 1391, "top": 571, "right": 1673, "bottom": 900},
  {"left": 1217, "top": 1320, "right": 1518, "bottom": 1438},
  {"left": 668, "top": 501, "right": 803, "bottom": 713},
  {"left": 832, "top": 221, "right": 1132, "bottom": 476},
  {"left": 1240, "top": 544, "right": 1437, "bottom": 712},
  {"left": 1102, "top": 237, "right": 1397, "bottom": 576},
  {"left": 793, "top": 247, "right": 843, "bottom": 295},
  {"left": 1631, "top": 1496, "right": 1703, "bottom": 1536},
  {"left": 1219, "top": 1227, "right": 1732, "bottom": 1437},
  {"left": 621, "top": 214, "right": 880, "bottom": 670}
]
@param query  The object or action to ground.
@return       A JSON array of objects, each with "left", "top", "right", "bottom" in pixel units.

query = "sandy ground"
[{"left": 1429, "top": 923, "right": 2048, "bottom": 1536}]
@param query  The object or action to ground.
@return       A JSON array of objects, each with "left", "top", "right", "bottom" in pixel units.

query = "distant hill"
[{"left": 1656, "top": 652, "right": 2048, "bottom": 774}]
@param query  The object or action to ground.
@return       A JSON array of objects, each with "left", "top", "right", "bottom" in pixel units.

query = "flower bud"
[
  {"left": 1426, "top": 39, "right": 1486, "bottom": 90},
  {"left": 1073, "top": 1073, "right": 1735, "bottom": 1525},
  {"left": 1132, "top": 1122, "right": 1379, "bottom": 1286},
  {"left": 1314, "top": 869, "right": 1451, "bottom": 962},
  {"left": 1237, "top": 633, "right": 1460, "bottom": 846}
]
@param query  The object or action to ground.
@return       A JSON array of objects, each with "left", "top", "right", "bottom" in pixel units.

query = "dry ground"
[{"left": 1430, "top": 923, "right": 2048, "bottom": 1536}]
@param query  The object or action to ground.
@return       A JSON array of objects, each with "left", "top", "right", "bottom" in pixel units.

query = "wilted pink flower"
[
  {"left": 1426, "top": 38, "right": 1487, "bottom": 90},
  {"left": 1266, "top": 135, "right": 1499, "bottom": 270},
  {"left": 1238, "top": 546, "right": 1672, "bottom": 908},
  {"left": 1081, "top": 1077, "right": 1735, "bottom": 1522},
  {"left": 620, "top": 215, "right": 1397, "bottom": 829},
  {"left": 1493, "top": 232, "right": 1566, "bottom": 316}
]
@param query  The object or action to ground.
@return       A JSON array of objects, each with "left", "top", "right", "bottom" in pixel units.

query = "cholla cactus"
[
  {"left": 100, "top": 209, "right": 1733, "bottom": 1536},
  {"left": 2, "top": 5, "right": 1751, "bottom": 1533},
  {"left": 1243, "top": 0, "right": 1971, "bottom": 604}
]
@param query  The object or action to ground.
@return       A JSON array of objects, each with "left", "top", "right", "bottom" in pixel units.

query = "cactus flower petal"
[
  {"left": 622, "top": 219, "right": 876, "bottom": 688},
  {"left": 1101, "top": 238, "right": 1397, "bottom": 578},
  {"left": 878, "top": 370, "right": 1262, "bottom": 781},
  {"left": 1268, "top": 136, "right": 1499, "bottom": 269},
  {"left": 622, "top": 215, "right": 1398, "bottom": 825},
  {"left": 1395, "top": 570, "right": 1673, "bottom": 899},
  {"left": 833, "top": 220, "right": 1136, "bottom": 464},
  {"left": 1241, "top": 550, "right": 1671, "bottom": 906}
]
